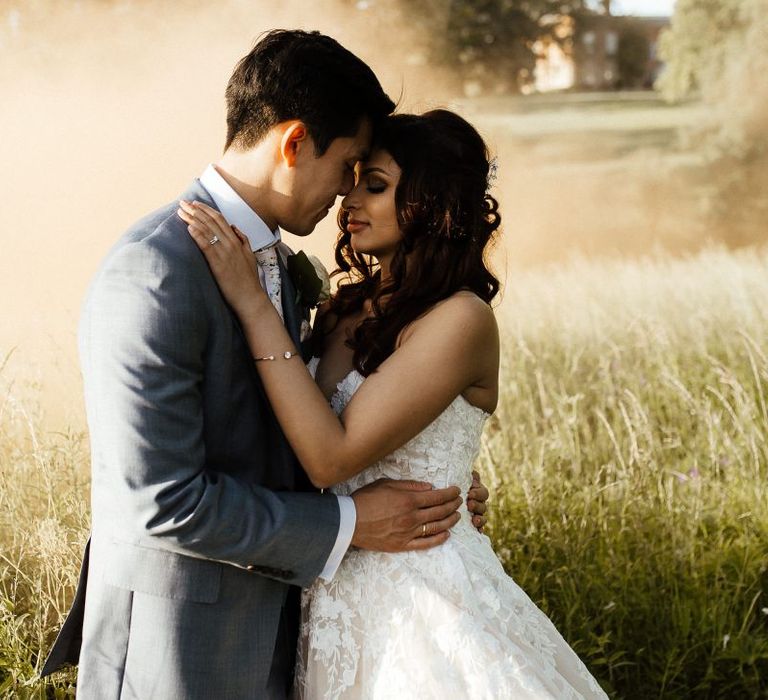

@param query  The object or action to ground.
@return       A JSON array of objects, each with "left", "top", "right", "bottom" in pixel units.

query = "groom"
[{"left": 42, "top": 30, "right": 487, "bottom": 698}]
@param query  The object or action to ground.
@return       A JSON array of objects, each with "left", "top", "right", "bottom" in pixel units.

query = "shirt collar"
[{"left": 199, "top": 164, "right": 281, "bottom": 252}]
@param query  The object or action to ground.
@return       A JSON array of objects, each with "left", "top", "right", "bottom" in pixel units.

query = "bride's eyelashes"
[{"left": 366, "top": 179, "right": 386, "bottom": 194}]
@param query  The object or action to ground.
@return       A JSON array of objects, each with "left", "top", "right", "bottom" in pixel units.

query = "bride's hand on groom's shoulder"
[
  {"left": 179, "top": 200, "right": 264, "bottom": 312},
  {"left": 350, "top": 479, "right": 463, "bottom": 553}
]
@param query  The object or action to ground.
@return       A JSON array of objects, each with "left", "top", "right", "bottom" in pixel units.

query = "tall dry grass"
[
  {"left": 2, "top": 246, "right": 768, "bottom": 697},
  {"left": 482, "top": 246, "right": 768, "bottom": 697},
  {"left": 0, "top": 355, "right": 86, "bottom": 698}
]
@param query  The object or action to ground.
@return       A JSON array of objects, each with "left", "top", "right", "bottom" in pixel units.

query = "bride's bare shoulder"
[
  {"left": 400, "top": 291, "right": 498, "bottom": 347},
  {"left": 425, "top": 290, "right": 496, "bottom": 327}
]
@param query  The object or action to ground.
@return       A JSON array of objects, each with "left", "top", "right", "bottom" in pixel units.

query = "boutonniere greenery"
[{"left": 286, "top": 251, "right": 331, "bottom": 308}]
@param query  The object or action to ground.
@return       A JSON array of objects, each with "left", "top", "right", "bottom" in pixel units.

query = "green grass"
[
  {"left": 481, "top": 247, "right": 768, "bottom": 698},
  {"left": 2, "top": 247, "right": 768, "bottom": 698}
]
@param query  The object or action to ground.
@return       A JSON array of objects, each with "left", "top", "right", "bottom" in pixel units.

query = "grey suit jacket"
[{"left": 42, "top": 181, "right": 341, "bottom": 698}]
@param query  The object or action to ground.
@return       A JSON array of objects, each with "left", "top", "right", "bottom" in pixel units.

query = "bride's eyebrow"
[{"left": 360, "top": 167, "right": 391, "bottom": 177}]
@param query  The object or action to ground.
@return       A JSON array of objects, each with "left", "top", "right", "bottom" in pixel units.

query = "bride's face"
[{"left": 341, "top": 149, "right": 402, "bottom": 262}]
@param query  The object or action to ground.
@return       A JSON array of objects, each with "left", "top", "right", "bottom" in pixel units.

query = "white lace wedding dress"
[{"left": 296, "top": 360, "right": 607, "bottom": 699}]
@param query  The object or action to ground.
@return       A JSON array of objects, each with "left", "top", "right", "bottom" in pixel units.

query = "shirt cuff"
[{"left": 318, "top": 495, "right": 356, "bottom": 581}]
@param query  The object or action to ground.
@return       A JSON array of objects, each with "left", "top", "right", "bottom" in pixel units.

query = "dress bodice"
[
  {"left": 307, "top": 358, "right": 488, "bottom": 503},
  {"left": 298, "top": 359, "right": 608, "bottom": 700}
]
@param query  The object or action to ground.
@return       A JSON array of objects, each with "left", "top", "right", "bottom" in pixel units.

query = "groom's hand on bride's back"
[{"left": 350, "top": 479, "right": 463, "bottom": 552}]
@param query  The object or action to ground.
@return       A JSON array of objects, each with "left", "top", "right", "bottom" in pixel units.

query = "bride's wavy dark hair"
[{"left": 315, "top": 109, "right": 501, "bottom": 376}]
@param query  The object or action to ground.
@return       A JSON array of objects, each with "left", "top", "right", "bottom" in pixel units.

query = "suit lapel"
[
  {"left": 278, "top": 253, "right": 303, "bottom": 349},
  {"left": 187, "top": 180, "right": 308, "bottom": 487},
  {"left": 277, "top": 252, "right": 316, "bottom": 492},
  {"left": 184, "top": 181, "right": 271, "bottom": 403}
]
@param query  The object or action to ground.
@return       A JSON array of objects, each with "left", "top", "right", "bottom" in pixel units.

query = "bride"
[{"left": 179, "top": 109, "right": 607, "bottom": 699}]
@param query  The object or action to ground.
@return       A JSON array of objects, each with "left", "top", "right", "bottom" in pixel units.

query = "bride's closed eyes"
[
  {"left": 350, "top": 172, "right": 387, "bottom": 194},
  {"left": 365, "top": 178, "right": 387, "bottom": 194},
  {"left": 354, "top": 163, "right": 393, "bottom": 194}
]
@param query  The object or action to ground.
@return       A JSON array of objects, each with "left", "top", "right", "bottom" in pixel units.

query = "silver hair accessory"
[{"left": 486, "top": 157, "right": 498, "bottom": 193}]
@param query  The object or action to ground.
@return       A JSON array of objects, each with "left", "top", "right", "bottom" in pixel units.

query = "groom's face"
[{"left": 284, "top": 119, "right": 372, "bottom": 237}]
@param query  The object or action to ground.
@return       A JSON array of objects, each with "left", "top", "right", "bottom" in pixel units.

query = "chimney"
[{"left": 602, "top": 0, "right": 611, "bottom": 14}]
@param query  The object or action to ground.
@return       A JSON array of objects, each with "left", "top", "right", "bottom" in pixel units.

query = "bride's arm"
[{"left": 181, "top": 201, "right": 499, "bottom": 489}]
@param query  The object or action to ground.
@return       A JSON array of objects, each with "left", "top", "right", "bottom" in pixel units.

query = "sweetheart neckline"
[{"left": 322, "top": 364, "right": 491, "bottom": 419}]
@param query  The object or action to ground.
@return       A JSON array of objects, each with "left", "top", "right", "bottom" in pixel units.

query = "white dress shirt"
[{"left": 199, "top": 164, "right": 356, "bottom": 581}]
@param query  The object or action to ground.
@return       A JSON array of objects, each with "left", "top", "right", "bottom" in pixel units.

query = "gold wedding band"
[{"left": 422, "top": 523, "right": 427, "bottom": 537}]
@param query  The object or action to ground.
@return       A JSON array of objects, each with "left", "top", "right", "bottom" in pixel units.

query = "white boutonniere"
[
  {"left": 286, "top": 251, "right": 331, "bottom": 308},
  {"left": 299, "top": 318, "right": 313, "bottom": 343},
  {"left": 307, "top": 255, "right": 332, "bottom": 306}
]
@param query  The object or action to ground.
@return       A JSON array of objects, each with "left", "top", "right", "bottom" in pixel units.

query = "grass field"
[
  {"left": 483, "top": 248, "right": 768, "bottom": 698},
  {"left": 2, "top": 91, "right": 766, "bottom": 699},
  {"left": 2, "top": 245, "right": 767, "bottom": 698}
]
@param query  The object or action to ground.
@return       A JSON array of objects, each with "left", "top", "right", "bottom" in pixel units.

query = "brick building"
[{"left": 535, "top": 13, "right": 670, "bottom": 92}]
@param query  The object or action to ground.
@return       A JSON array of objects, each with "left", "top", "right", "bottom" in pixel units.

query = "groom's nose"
[
  {"left": 341, "top": 189, "right": 358, "bottom": 210},
  {"left": 339, "top": 169, "right": 355, "bottom": 196}
]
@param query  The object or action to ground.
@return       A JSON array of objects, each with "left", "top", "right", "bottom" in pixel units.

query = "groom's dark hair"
[{"left": 225, "top": 29, "right": 395, "bottom": 155}]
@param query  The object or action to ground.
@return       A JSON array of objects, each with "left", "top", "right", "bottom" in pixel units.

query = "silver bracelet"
[{"left": 254, "top": 351, "right": 299, "bottom": 362}]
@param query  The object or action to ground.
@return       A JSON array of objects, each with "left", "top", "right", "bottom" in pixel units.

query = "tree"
[
  {"left": 659, "top": 0, "right": 768, "bottom": 246},
  {"left": 404, "top": 0, "right": 590, "bottom": 94},
  {"left": 657, "top": 0, "right": 744, "bottom": 101}
]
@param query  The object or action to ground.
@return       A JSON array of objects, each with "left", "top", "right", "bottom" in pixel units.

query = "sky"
[{"left": 611, "top": 0, "right": 676, "bottom": 15}]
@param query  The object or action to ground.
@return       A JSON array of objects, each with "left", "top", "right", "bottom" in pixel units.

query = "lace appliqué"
[{"left": 296, "top": 360, "right": 607, "bottom": 699}]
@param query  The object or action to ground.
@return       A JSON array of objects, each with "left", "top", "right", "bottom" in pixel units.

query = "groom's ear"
[{"left": 279, "top": 121, "right": 310, "bottom": 168}]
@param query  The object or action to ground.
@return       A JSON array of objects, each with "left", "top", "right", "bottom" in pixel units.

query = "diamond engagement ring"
[{"left": 209, "top": 235, "right": 220, "bottom": 246}]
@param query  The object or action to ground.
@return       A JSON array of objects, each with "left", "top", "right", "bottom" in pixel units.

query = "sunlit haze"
[{"left": 1, "top": 0, "right": 698, "bottom": 427}]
